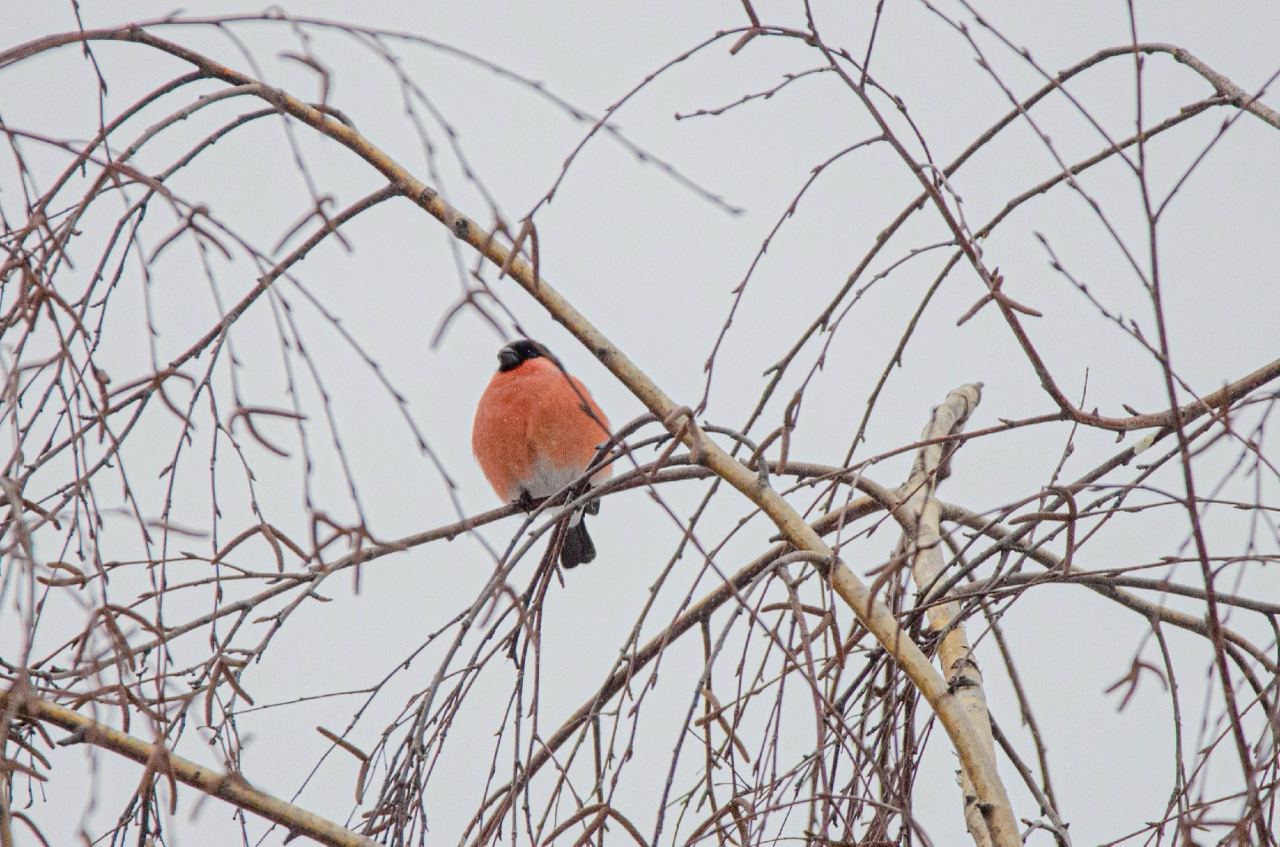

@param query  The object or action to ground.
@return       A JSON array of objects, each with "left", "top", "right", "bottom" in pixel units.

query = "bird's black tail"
[{"left": 560, "top": 515, "right": 596, "bottom": 568}]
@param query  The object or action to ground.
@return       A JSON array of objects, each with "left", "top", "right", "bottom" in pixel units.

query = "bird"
[{"left": 472, "top": 338, "right": 612, "bottom": 567}]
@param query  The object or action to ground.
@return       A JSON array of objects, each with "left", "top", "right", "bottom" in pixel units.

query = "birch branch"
[
  {"left": 898, "top": 384, "right": 1021, "bottom": 847},
  {"left": 0, "top": 687, "right": 378, "bottom": 847}
]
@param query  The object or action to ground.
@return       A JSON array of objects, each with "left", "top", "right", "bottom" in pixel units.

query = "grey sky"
[{"left": 2, "top": 2, "right": 1278, "bottom": 845}]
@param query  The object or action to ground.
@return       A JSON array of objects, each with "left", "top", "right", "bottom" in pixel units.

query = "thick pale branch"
[
  {"left": 0, "top": 689, "right": 377, "bottom": 847},
  {"left": 899, "top": 385, "right": 1007, "bottom": 847}
]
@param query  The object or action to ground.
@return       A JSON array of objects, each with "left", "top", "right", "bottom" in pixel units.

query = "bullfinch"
[{"left": 472, "top": 339, "right": 612, "bottom": 567}]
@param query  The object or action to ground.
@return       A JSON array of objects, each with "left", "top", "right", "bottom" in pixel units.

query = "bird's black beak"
[{"left": 497, "top": 347, "right": 521, "bottom": 371}]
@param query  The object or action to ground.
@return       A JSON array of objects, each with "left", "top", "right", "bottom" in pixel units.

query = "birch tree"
[{"left": 2, "top": 5, "right": 1278, "bottom": 847}]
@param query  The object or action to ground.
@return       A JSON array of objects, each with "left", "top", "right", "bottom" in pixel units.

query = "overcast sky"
[{"left": 3, "top": 2, "right": 1279, "bottom": 846}]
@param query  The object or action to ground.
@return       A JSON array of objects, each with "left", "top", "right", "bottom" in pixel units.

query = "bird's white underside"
[{"left": 512, "top": 456, "right": 591, "bottom": 525}]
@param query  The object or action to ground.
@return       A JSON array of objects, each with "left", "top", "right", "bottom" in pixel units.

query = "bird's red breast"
[{"left": 472, "top": 345, "right": 611, "bottom": 504}]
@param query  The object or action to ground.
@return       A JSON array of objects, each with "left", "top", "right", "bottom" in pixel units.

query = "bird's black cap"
[{"left": 497, "top": 338, "right": 551, "bottom": 372}]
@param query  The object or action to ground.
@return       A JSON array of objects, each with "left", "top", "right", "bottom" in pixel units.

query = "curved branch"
[
  {"left": 1140, "top": 43, "right": 1280, "bottom": 130},
  {"left": 0, "top": 688, "right": 377, "bottom": 847}
]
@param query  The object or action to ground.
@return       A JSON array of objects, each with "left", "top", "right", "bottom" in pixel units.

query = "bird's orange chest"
[{"left": 472, "top": 360, "right": 610, "bottom": 502}]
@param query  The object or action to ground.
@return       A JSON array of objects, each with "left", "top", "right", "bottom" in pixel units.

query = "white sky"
[{"left": 2, "top": 2, "right": 1278, "bottom": 846}]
